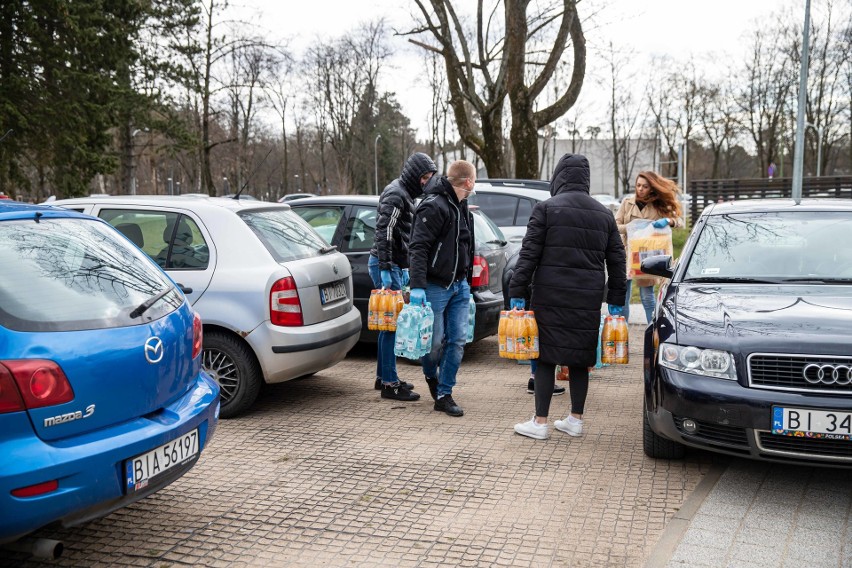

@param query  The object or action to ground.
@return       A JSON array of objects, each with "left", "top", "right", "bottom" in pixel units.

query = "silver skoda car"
[{"left": 51, "top": 195, "right": 361, "bottom": 417}]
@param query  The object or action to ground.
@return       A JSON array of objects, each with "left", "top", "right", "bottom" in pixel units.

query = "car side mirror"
[{"left": 641, "top": 255, "right": 674, "bottom": 279}]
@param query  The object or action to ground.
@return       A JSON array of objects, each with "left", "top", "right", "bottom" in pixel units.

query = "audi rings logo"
[
  {"left": 803, "top": 363, "right": 852, "bottom": 386},
  {"left": 144, "top": 337, "right": 164, "bottom": 364}
]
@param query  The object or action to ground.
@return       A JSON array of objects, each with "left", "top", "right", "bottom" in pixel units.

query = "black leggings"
[{"left": 534, "top": 362, "right": 589, "bottom": 418}]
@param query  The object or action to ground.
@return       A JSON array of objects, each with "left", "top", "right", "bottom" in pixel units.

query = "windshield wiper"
[
  {"left": 684, "top": 277, "right": 781, "bottom": 284},
  {"left": 319, "top": 245, "right": 337, "bottom": 254},
  {"left": 130, "top": 288, "right": 173, "bottom": 319},
  {"left": 780, "top": 277, "right": 852, "bottom": 284}
]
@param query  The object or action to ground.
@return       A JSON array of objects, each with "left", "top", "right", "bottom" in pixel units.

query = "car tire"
[
  {"left": 203, "top": 331, "right": 262, "bottom": 419},
  {"left": 643, "top": 407, "right": 686, "bottom": 459}
]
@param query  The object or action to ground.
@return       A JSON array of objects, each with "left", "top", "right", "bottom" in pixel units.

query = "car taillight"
[
  {"left": 0, "top": 365, "right": 25, "bottom": 413},
  {"left": 471, "top": 255, "right": 490, "bottom": 288},
  {"left": 0, "top": 360, "right": 74, "bottom": 412},
  {"left": 270, "top": 276, "right": 303, "bottom": 326},
  {"left": 192, "top": 312, "right": 203, "bottom": 359}
]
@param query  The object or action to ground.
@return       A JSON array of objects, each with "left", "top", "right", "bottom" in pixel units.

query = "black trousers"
[{"left": 535, "top": 361, "right": 589, "bottom": 418}]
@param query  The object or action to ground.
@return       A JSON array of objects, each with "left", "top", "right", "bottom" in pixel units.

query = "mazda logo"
[
  {"left": 803, "top": 363, "right": 852, "bottom": 386},
  {"left": 144, "top": 337, "right": 164, "bottom": 364},
  {"left": 333, "top": 263, "right": 339, "bottom": 275}
]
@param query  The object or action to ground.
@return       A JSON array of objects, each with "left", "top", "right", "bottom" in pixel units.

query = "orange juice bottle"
[
  {"left": 601, "top": 315, "right": 616, "bottom": 364},
  {"left": 556, "top": 365, "right": 570, "bottom": 381},
  {"left": 498, "top": 311, "right": 508, "bottom": 358},
  {"left": 505, "top": 311, "right": 517, "bottom": 359},
  {"left": 368, "top": 290, "right": 380, "bottom": 330},
  {"left": 393, "top": 291, "right": 404, "bottom": 330},
  {"left": 615, "top": 315, "right": 629, "bottom": 364},
  {"left": 526, "top": 311, "right": 539, "bottom": 359},
  {"left": 515, "top": 310, "right": 529, "bottom": 360},
  {"left": 383, "top": 290, "right": 395, "bottom": 331}
]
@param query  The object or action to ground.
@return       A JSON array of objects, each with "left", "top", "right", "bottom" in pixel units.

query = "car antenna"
[{"left": 232, "top": 146, "right": 274, "bottom": 200}]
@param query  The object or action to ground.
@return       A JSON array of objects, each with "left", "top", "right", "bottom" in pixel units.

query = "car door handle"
[{"left": 176, "top": 283, "right": 193, "bottom": 294}]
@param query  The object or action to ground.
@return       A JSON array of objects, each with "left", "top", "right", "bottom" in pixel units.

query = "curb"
[{"left": 644, "top": 459, "right": 729, "bottom": 568}]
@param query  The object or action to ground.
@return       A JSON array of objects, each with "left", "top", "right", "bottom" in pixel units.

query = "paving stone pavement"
[{"left": 2, "top": 326, "right": 712, "bottom": 568}]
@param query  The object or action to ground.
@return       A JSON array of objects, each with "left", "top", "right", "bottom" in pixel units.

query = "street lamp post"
[
  {"left": 791, "top": 0, "right": 812, "bottom": 203},
  {"left": 805, "top": 122, "right": 824, "bottom": 177},
  {"left": 374, "top": 134, "right": 382, "bottom": 195}
]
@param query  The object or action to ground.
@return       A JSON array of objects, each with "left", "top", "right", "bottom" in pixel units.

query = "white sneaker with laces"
[
  {"left": 554, "top": 415, "right": 583, "bottom": 437},
  {"left": 514, "top": 417, "right": 549, "bottom": 440}
]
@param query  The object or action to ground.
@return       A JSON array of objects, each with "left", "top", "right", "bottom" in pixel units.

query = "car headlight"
[{"left": 658, "top": 343, "right": 737, "bottom": 380}]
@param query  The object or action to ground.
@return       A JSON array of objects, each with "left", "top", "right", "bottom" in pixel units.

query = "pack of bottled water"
[
  {"left": 394, "top": 302, "right": 434, "bottom": 360},
  {"left": 465, "top": 295, "right": 476, "bottom": 343}
]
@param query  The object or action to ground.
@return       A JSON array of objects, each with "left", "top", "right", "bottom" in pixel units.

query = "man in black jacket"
[
  {"left": 368, "top": 152, "right": 437, "bottom": 401},
  {"left": 408, "top": 160, "right": 476, "bottom": 417}
]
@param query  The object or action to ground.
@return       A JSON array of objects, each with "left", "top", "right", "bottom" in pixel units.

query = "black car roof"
[{"left": 704, "top": 198, "right": 852, "bottom": 216}]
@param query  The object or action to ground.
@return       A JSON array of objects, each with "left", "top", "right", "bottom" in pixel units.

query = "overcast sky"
[{"left": 234, "top": 0, "right": 802, "bottom": 136}]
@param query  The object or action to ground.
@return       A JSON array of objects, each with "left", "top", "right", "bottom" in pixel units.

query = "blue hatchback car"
[{"left": 0, "top": 202, "right": 220, "bottom": 545}]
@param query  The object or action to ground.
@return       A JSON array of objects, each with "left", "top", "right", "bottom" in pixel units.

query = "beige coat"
[{"left": 615, "top": 196, "right": 683, "bottom": 286}]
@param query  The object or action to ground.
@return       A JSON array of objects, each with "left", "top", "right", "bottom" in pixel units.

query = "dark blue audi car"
[
  {"left": 642, "top": 198, "right": 852, "bottom": 466},
  {"left": 0, "top": 201, "right": 220, "bottom": 548}
]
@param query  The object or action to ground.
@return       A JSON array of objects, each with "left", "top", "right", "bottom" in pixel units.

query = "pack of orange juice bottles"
[
  {"left": 498, "top": 309, "right": 539, "bottom": 360},
  {"left": 600, "top": 315, "right": 629, "bottom": 364},
  {"left": 367, "top": 289, "right": 404, "bottom": 331}
]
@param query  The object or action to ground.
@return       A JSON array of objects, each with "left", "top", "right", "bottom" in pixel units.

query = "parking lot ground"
[{"left": 3, "top": 327, "right": 713, "bottom": 568}]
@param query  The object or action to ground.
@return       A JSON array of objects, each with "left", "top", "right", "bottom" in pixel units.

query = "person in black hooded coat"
[{"left": 509, "top": 154, "right": 626, "bottom": 440}]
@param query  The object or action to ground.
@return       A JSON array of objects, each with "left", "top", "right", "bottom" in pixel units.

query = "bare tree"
[
  {"left": 407, "top": 0, "right": 585, "bottom": 178},
  {"left": 697, "top": 80, "right": 738, "bottom": 179},
  {"left": 603, "top": 42, "right": 643, "bottom": 197}
]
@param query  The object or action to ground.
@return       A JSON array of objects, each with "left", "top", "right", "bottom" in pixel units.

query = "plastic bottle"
[
  {"left": 368, "top": 290, "right": 380, "bottom": 330},
  {"left": 497, "top": 311, "right": 509, "bottom": 358},
  {"left": 515, "top": 310, "right": 529, "bottom": 360},
  {"left": 466, "top": 295, "right": 476, "bottom": 343},
  {"left": 386, "top": 290, "right": 403, "bottom": 332},
  {"left": 614, "top": 315, "right": 629, "bottom": 364},
  {"left": 505, "top": 311, "right": 517, "bottom": 359},
  {"left": 526, "top": 311, "right": 539, "bottom": 359},
  {"left": 418, "top": 303, "right": 434, "bottom": 358},
  {"left": 405, "top": 305, "right": 421, "bottom": 357},
  {"left": 595, "top": 313, "right": 606, "bottom": 368},
  {"left": 556, "top": 365, "right": 570, "bottom": 381},
  {"left": 601, "top": 315, "right": 616, "bottom": 365},
  {"left": 394, "top": 306, "right": 411, "bottom": 356}
]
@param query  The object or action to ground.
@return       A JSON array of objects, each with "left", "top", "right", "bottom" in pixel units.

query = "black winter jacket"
[
  {"left": 370, "top": 153, "right": 437, "bottom": 270},
  {"left": 508, "top": 154, "right": 626, "bottom": 367},
  {"left": 409, "top": 176, "right": 474, "bottom": 289}
]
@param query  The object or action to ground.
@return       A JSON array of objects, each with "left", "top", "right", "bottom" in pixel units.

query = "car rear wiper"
[
  {"left": 683, "top": 277, "right": 782, "bottom": 284},
  {"left": 319, "top": 245, "right": 337, "bottom": 254},
  {"left": 130, "top": 288, "right": 173, "bottom": 319}
]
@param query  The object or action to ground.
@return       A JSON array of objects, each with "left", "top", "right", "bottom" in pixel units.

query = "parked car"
[
  {"left": 467, "top": 179, "right": 550, "bottom": 246},
  {"left": 50, "top": 195, "right": 361, "bottom": 418},
  {"left": 0, "top": 201, "right": 219, "bottom": 547},
  {"left": 288, "top": 196, "right": 507, "bottom": 343},
  {"left": 591, "top": 193, "right": 620, "bottom": 213},
  {"left": 641, "top": 198, "right": 852, "bottom": 466}
]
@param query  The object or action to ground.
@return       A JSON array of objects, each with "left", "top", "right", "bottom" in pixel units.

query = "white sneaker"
[
  {"left": 554, "top": 415, "right": 583, "bottom": 437},
  {"left": 514, "top": 417, "right": 549, "bottom": 440}
]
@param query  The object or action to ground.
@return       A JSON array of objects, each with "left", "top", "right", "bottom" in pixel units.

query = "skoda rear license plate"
[
  {"left": 321, "top": 281, "right": 347, "bottom": 304},
  {"left": 126, "top": 429, "right": 199, "bottom": 492},
  {"left": 772, "top": 406, "right": 852, "bottom": 440}
]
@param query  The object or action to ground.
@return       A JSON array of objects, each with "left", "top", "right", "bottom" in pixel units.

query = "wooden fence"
[{"left": 687, "top": 176, "right": 852, "bottom": 224}]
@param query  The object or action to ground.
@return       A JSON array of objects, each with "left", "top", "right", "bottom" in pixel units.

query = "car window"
[
  {"left": 472, "top": 211, "right": 506, "bottom": 246},
  {"left": 343, "top": 206, "right": 376, "bottom": 252},
  {"left": 515, "top": 198, "right": 533, "bottom": 226},
  {"left": 683, "top": 211, "right": 852, "bottom": 280},
  {"left": 239, "top": 209, "right": 328, "bottom": 262},
  {"left": 0, "top": 217, "right": 182, "bottom": 332},
  {"left": 470, "top": 194, "right": 517, "bottom": 226},
  {"left": 290, "top": 206, "right": 344, "bottom": 244},
  {"left": 99, "top": 209, "right": 209, "bottom": 270}
]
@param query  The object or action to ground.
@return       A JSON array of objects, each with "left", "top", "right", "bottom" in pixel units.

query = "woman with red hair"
[{"left": 614, "top": 171, "right": 683, "bottom": 323}]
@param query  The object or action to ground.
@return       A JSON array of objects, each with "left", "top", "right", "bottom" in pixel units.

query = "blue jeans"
[
  {"left": 422, "top": 280, "right": 470, "bottom": 397},
  {"left": 367, "top": 255, "right": 403, "bottom": 385},
  {"left": 625, "top": 279, "right": 655, "bottom": 324}
]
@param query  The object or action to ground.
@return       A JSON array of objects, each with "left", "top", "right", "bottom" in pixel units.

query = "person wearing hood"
[
  {"left": 508, "top": 154, "right": 627, "bottom": 440},
  {"left": 368, "top": 152, "right": 437, "bottom": 401},
  {"left": 408, "top": 160, "right": 476, "bottom": 417}
]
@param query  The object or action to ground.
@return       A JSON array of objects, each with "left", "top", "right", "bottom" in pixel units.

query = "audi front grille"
[{"left": 748, "top": 353, "right": 852, "bottom": 394}]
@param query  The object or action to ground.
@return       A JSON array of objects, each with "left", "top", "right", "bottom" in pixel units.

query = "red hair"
[{"left": 637, "top": 171, "right": 682, "bottom": 218}]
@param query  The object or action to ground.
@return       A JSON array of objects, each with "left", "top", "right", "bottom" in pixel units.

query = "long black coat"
[{"left": 508, "top": 154, "right": 627, "bottom": 367}]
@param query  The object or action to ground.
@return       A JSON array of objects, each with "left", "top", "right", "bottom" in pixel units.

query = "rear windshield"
[
  {"left": 0, "top": 217, "right": 182, "bottom": 332},
  {"left": 239, "top": 209, "right": 328, "bottom": 262},
  {"left": 472, "top": 210, "right": 506, "bottom": 246}
]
